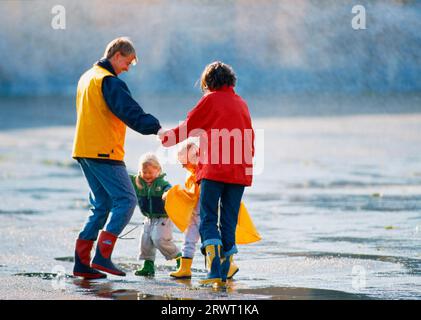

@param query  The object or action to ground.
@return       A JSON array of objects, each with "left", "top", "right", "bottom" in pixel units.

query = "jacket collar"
[
  {"left": 209, "top": 85, "right": 235, "bottom": 93},
  {"left": 137, "top": 173, "right": 166, "bottom": 187},
  {"left": 95, "top": 58, "right": 117, "bottom": 76}
]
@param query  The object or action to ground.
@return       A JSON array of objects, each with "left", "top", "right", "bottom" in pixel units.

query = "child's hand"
[
  {"left": 157, "top": 128, "right": 168, "bottom": 141},
  {"left": 135, "top": 176, "right": 143, "bottom": 191},
  {"left": 162, "top": 191, "right": 169, "bottom": 201},
  {"left": 157, "top": 128, "right": 173, "bottom": 145}
]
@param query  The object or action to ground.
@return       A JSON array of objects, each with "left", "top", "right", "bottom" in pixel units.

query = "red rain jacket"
[{"left": 162, "top": 86, "right": 254, "bottom": 186}]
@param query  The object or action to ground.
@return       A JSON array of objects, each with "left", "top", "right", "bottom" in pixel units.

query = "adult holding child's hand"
[{"left": 157, "top": 127, "right": 169, "bottom": 142}]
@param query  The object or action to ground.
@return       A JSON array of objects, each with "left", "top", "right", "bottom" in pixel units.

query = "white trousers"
[
  {"left": 138, "top": 217, "right": 180, "bottom": 261},
  {"left": 182, "top": 204, "right": 201, "bottom": 258}
]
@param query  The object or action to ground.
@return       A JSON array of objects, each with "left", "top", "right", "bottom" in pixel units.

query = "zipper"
[
  {"left": 147, "top": 176, "right": 164, "bottom": 217},
  {"left": 148, "top": 184, "right": 152, "bottom": 215}
]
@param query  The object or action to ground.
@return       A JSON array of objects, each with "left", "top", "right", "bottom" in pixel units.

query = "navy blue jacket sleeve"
[{"left": 102, "top": 76, "right": 161, "bottom": 135}]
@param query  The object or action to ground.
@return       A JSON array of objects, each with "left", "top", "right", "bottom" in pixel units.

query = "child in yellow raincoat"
[{"left": 165, "top": 141, "right": 261, "bottom": 280}]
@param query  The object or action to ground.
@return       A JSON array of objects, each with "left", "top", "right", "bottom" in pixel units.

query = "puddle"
[
  {"left": 15, "top": 188, "right": 74, "bottom": 194},
  {"left": 55, "top": 256, "right": 74, "bottom": 262},
  {"left": 41, "top": 160, "right": 80, "bottom": 170},
  {"left": 0, "top": 209, "right": 43, "bottom": 215},
  {"left": 14, "top": 272, "right": 75, "bottom": 280},
  {"left": 237, "top": 286, "right": 372, "bottom": 300},
  {"left": 278, "top": 251, "right": 421, "bottom": 274}
]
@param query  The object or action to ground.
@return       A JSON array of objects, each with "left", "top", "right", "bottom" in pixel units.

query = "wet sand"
[
  {"left": 1, "top": 275, "right": 372, "bottom": 300},
  {"left": 1, "top": 111, "right": 421, "bottom": 300}
]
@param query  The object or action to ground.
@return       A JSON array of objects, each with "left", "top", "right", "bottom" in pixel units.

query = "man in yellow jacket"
[{"left": 72, "top": 37, "right": 162, "bottom": 279}]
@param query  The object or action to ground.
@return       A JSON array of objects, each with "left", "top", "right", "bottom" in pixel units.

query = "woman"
[{"left": 160, "top": 61, "right": 255, "bottom": 286}]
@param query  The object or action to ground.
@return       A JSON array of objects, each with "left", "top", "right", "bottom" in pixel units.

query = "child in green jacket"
[{"left": 130, "top": 153, "right": 181, "bottom": 276}]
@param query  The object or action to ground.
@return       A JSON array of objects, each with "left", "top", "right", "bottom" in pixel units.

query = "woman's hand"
[{"left": 157, "top": 128, "right": 168, "bottom": 141}]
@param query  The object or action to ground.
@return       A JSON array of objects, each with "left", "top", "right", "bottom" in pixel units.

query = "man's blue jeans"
[
  {"left": 77, "top": 158, "right": 137, "bottom": 240},
  {"left": 199, "top": 179, "right": 245, "bottom": 256}
]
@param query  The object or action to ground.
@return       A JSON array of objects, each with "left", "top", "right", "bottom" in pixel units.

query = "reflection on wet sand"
[
  {"left": 73, "top": 277, "right": 370, "bottom": 300},
  {"left": 237, "top": 287, "right": 371, "bottom": 300},
  {"left": 73, "top": 279, "right": 189, "bottom": 300}
]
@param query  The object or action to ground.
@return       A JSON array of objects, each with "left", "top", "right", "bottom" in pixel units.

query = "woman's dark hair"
[{"left": 200, "top": 61, "right": 236, "bottom": 92}]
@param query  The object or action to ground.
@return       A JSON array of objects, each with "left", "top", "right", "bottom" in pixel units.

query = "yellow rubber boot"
[
  {"left": 199, "top": 245, "right": 222, "bottom": 286},
  {"left": 170, "top": 257, "right": 193, "bottom": 279},
  {"left": 227, "top": 258, "right": 239, "bottom": 280}
]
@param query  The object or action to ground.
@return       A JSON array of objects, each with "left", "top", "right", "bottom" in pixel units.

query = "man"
[{"left": 72, "top": 37, "right": 162, "bottom": 279}]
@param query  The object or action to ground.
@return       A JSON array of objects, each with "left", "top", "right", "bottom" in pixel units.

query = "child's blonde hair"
[
  {"left": 177, "top": 141, "right": 199, "bottom": 165},
  {"left": 138, "top": 153, "right": 162, "bottom": 174}
]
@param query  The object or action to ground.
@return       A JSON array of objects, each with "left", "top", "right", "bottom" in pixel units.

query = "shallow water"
[{"left": 0, "top": 96, "right": 421, "bottom": 300}]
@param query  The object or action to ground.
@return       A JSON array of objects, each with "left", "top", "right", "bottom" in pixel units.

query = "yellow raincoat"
[{"left": 165, "top": 170, "right": 261, "bottom": 244}]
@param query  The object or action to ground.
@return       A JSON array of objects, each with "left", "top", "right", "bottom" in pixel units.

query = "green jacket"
[{"left": 130, "top": 174, "right": 172, "bottom": 218}]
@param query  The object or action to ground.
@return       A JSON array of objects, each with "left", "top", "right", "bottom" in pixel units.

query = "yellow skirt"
[{"left": 165, "top": 185, "right": 261, "bottom": 244}]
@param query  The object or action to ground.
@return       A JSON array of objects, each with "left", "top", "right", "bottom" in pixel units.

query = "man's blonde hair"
[
  {"left": 103, "top": 37, "right": 137, "bottom": 62},
  {"left": 138, "top": 153, "right": 162, "bottom": 174}
]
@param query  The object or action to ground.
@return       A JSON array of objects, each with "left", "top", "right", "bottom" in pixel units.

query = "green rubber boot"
[{"left": 134, "top": 260, "right": 155, "bottom": 277}]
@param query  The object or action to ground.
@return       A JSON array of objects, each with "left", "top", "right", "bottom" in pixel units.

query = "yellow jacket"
[
  {"left": 165, "top": 170, "right": 261, "bottom": 244},
  {"left": 72, "top": 65, "right": 126, "bottom": 160}
]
